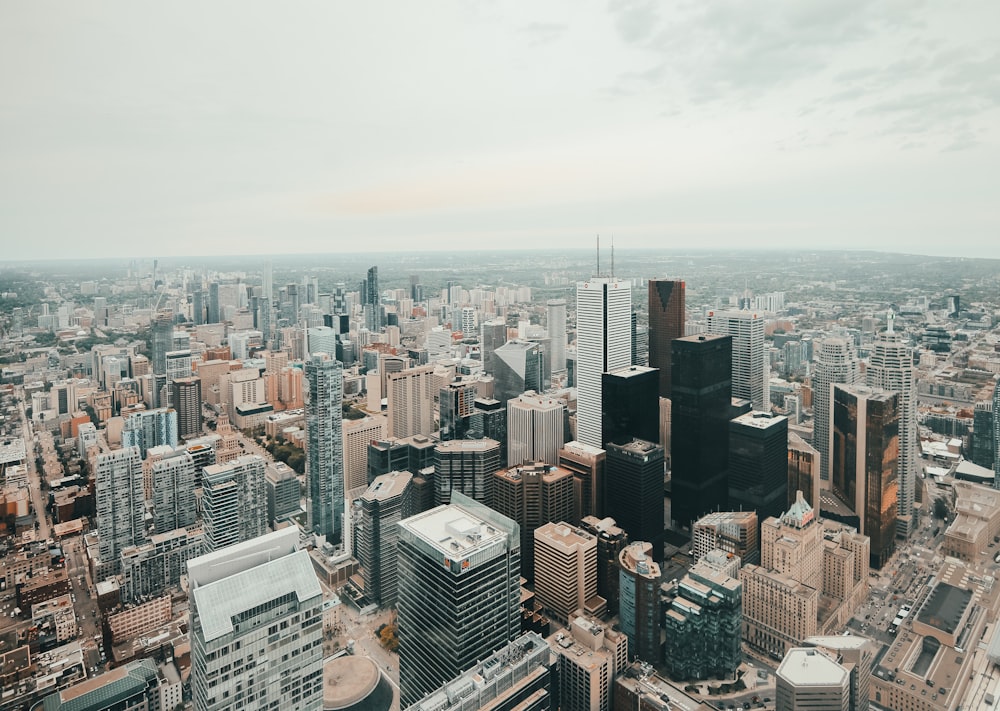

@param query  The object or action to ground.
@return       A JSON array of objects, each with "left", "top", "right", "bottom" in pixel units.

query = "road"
[{"left": 17, "top": 390, "right": 50, "bottom": 540}]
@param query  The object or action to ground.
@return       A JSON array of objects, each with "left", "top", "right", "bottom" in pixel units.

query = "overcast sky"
[{"left": 2, "top": 1, "right": 999, "bottom": 261}]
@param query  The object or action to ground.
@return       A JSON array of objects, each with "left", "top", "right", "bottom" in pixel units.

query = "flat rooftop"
[
  {"left": 362, "top": 470, "right": 412, "bottom": 502},
  {"left": 916, "top": 582, "right": 973, "bottom": 635},
  {"left": 778, "top": 648, "right": 848, "bottom": 686},
  {"left": 732, "top": 411, "right": 788, "bottom": 430},
  {"left": 400, "top": 504, "right": 508, "bottom": 561}
]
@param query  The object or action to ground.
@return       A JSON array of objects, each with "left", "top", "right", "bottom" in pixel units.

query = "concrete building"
[
  {"left": 803, "top": 636, "right": 873, "bottom": 711},
  {"left": 706, "top": 309, "right": 768, "bottom": 412},
  {"left": 354, "top": 471, "right": 412, "bottom": 606},
  {"left": 397, "top": 493, "right": 521, "bottom": 706},
  {"left": 579, "top": 516, "right": 628, "bottom": 614},
  {"left": 201, "top": 455, "right": 267, "bottom": 552},
  {"left": 692, "top": 510, "right": 760, "bottom": 566},
  {"left": 95, "top": 446, "right": 146, "bottom": 575},
  {"left": 121, "top": 407, "right": 178, "bottom": 458},
  {"left": 533, "top": 521, "right": 604, "bottom": 623},
  {"left": 386, "top": 365, "right": 434, "bottom": 439},
  {"left": 943, "top": 480, "right": 1000, "bottom": 563},
  {"left": 265, "top": 461, "right": 300, "bottom": 523},
  {"left": 559, "top": 441, "right": 606, "bottom": 523},
  {"left": 120, "top": 526, "right": 204, "bottom": 603},
  {"left": 546, "top": 299, "right": 567, "bottom": 375},
  {"left": 576, "top": 277, "right": 632, "bottom": 450},
  {"left": 41, "top": 658, "right": 164, "bottom": 711},
  {"left": 776, "top": 648, "right": 850, "bottom": 711},
  {"left": 189, "top": 528, "right": 324, "bottom": 711},
  {"left": 433, "top": 438, "right": 501, "bottom": 506},
  {"left": 507, "top": 391, "right": 565, "bottom": 467},
  {"left": 170, "top": 375, "right": 202, "bottom": 439},
  {"left": 813, "top": 337, "right": 860, "bottom": 482},
  {"left": 548, "top": 615, "right": 627, "bottom": 711},
  {"left": 342, "top": 415, "right": 387, "bottom": 492},
  {"left": 151, "top": 450, "right": 196, "bottom": 534}
]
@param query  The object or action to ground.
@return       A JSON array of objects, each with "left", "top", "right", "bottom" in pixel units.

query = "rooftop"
[
  {"left": 362, "top": 470, "right": 412, "bottom": 502},
  {"left": 916, "top": 582, "right": 973, "bottom": 635},
  {"left": 778, "top": 648, "right": 848, "bottom": 686},
  {"left": 732, "top": 411, "right": 788, "bottom": 430},
  {"left": 399, "top": 503, "right": 508, "bottom": 561}
]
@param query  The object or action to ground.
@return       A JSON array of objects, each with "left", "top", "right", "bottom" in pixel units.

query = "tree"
[
  {"left": 933, "top": 497, "right": 949, "bottom": 520},
  {"left": 379, "top": 624, "right": 399, "bottom": 652}
]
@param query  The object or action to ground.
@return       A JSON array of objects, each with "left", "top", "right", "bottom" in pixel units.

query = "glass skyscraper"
[{"left": 305, "top": 353, "right": 345, "bottom": 544}]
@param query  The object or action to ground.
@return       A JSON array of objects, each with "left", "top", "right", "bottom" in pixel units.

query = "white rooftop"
[
  {"left": 400, "top": 504, "right": 506, "bottom": 561},
  {"left": 778, "top": 648, "right": 848, "bottom": 686}
]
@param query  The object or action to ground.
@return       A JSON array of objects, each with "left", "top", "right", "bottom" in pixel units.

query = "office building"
[
  {"left": 265, "top": 461, "right": 300, "bottom": 523},
  {"left": 121, "top": 407, "right": 178, "bottom": 458},
  {"left": 433, "top": 438, "right": 501, "bottom": 505},
  {"left": 201, "top": 455, "right": 268, "bottom": 552},
  {"left": 813, "top": 336, "right": 860, "bottom": 482},
  {"left": 342, "top": 415, "right": 386, "bottom": 491},
  {"left": 549, "top": 615, "right": 627, "bottom": 711},
  {"left": 480, "top": 319, "right": 508, "bottom": 375},
  {"left": 728, "top": 411, "right": 788, "bottom": 524},
  {"left": 971, "top": 401, "right": 994, "bottom": 470},
  {"left": 993, "top": 378, "right": 1000, "bottom": 488},
  {"left": 305, "top": 353, "right": 345, "bottom": 543},
  {"left": 170, "top": 376, "right": 202, "bottom": 439},
  {"left": 151, "top": 311, "right": 174, "bottom": 376},
  {"left": 355, "top": 471, "right": 412, "bottom": 606},
  {"left": 671, "top": 334, "right": 732, "bottom": 528},
  {"left": 601, "top": 365, "right": 659, "bottom": 447},
  {"left": 580, "top": 515, "right": 628, "bottom": 614},
  {"left": 662, "top": 562, "right": 742, "bottom": 681},
  {"left": 866, "top": 314, "right": 917, "bottom": 535},
  {"left": 507, "top": 391, "right": 565, "bottom": 466},
  {"left": 618, "top": 541, "right": 661, "bottom": 664},
  {"left": 492, "top": 339, "right": 544, "bottom": 404},
  {"left": 533, "top": 522, "right": 603, "bottom": 623},
  {"left": 189, "top": 528, "right": 324, "bottom": 711},
  {"left": 776, "top": 648, "right": 850, "bottom": 711},
  {"left": 788, "top": 432, "right": 821, "bottom": 514},
  {"left": 306, "top": 325, "right": 337, "bottom": 357},
  {"left": 605, "top": 440, "right": 664, "bottom": 558},
  {"left": 387, "top": 365, "right": 434, "bottom": 439},
  {"left": 406, "top": 633, "right": 553, "bottom": 711},
  {"left": 397, "top": 493, "right": 521, "bottom": 706},
  {"left": 493, "top": 463, "right": 574, "bottom": 581},
  {"left": 546, "top": 299, "right": 567, "bottom": 375},
  {"left": 803, "top": 636, "right": 873, "bottom": 711},
  {"left": 560, "top": 441, "right": 606, "bottom": 522},
  {"left": 95, "top": 446, "right": 146, "bottom": 573},
  {"left": 576, "top": 277, "right": 632, "bottom": 449},
  {"left": 831, "top": 384, "right": 899, "bottom": 569},
  {"left": 151, "top": 450, "right": 196, "bottom": 533},
  {"left": 368, "top": 438, "right": 411, "bottom": 483},
  {"left": 439, "top": 380, "right": 478, "bottom": 441},
  {"left": 647, "top": 278, "right": 685, "bottom": 398},
  {"left": 691, "top": 510, "right": 759, "bottom": 566},
  {"left": 41, "top": 659, "right": 167, "bottom": 711},
  {"left": 365, "top": 265, "right": 383, "bottom": 332},
  {"left": 706, "top": 309, "right": 768, "bottom": 411},
  {"left": 120, "top": 526, "right": 204, "bottom": 603}
]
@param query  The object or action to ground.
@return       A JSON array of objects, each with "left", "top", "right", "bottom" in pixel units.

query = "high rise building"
[
  {"left": 706, "top": 309, "right": 768, "bottom": 411},
  {"left": 618, "top": 541, "right": 661, "bottom": 664},
  {"left": 170, "top": 376, "right": 202, "bottom": 439},
  {"left": 813, "top": 336, "right": 860, "bottom": 482},
  {"left": 993, "top": 378, "right": 1000, "bottom": 488},
  {"left": 439, "top": 380, "right": 478, "bottom": 441},
  {"left": 492, "top": 339, "right": 544, "bottom": 404},
  {"left": 670, "top": 334, "right": 732, "bottom": 528},
  {"left": 96, "top": 446, "right": 146, "bottom": 573},
  {"left": 433, "top": 438, "right": 501, "bottom": 505},
  {"left": 397, "top": 492, "right": 521, "bottom": 706},
  {"left": 480, "top": 319, "right": 508, "bottom": 375},
  {"left": 546, "top": 299, "right": 567, "bottom": 375},
  {"left": 305, "top": 353, "right": 345, "bottom": 543},
  {"left": 386, "top": 365, "right": 434, "bottom": 439},
  {"left": 691, "top": 510, "right": 760, "bottom": 566},
  {"left": 831, "top": 384, "right": 899, "bottom": 569},
  {"left": 728, "top": 411, "right": 789, "bottom": 525},
  {"left": 601, "top": 365, "right": 659, "bottom": 447},
  {"left": 647, "top": 278, "right": 685, "bottom": 398},
  {"left": 788, "top": 432, "right": 821, "bottom": 514},
  {"left": 207, "top": 281, "right": 220, "bottom": 323},
  {"left": 866, "top": 314, "right": 917, "bottom": 535},
  {"left": 365, "top": 265, "right": 383, "bottom": 332},
  {"left": 120, "top": 526, "right": 204, "bottom": 603},
  {"left": 576, "top": 277, "right": 632, "bottom": 449},
  {"left": 533, "top": 521, "right": 604, "bottom": 623},
  {"left": 605, "top": 440, "right": 664, "bottom": 559},
  {"left": 507, "top": 391, "right": 565, "bottom": 466},
  {"left": 355, "top": 471, "right": 412, "bottom": 607},
  {"left": 265, "top": 461, "right": 300, "bottom": 523},
  {"left": 971, "top": 401, "right": 995, "bottom": 471},
  {"left": 662, "top": 561, "right": 742, "bottom": 681},
  {"left": 802, "top": 636, "right": 874, "bottom": 711},
  {"left": 151, "top": 450, "right": 196, "bottom": 533},
  {"left": 121, "top": 407, "right": 178, "bottom": 458},
  {"left": 151, "top": 311, "right": 174, "bottom": 376},
  {"left": 188, "top": 528, "right": 324, "bottom": 711},
  {"left": 201, "top": 455, "right": 268, "bottom": 552},
  {"left": 549, "top": 616, "right": 627, "bottom": 711},
  {"left": 579, "top": 515, "right": 628, "bottom": 614},
  {"left": 775, "top": 648, "right": 850, "bottom": 711},
  {"left": 560, "top": 441, "right": 606, "bottom": 522},
  {"left": 342, "top": 415, "right": 386, "bottom": 492},
  {"left": 492, "top": 463, "right": 574, "bottom": 580},
  {"left": 306, "top": 325, "right": 337, "bottom": 357}
]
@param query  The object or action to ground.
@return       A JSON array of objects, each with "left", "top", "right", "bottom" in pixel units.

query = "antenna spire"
[
  {"left": 611, "top": 236, "right": 615, "bottom": 278},
  {"left": 597, "top": 235, "right": 600, "bottom": 276}
]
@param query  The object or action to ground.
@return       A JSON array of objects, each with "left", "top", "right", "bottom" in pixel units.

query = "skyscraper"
[
  {"left": 121, "top": 407, "right": 178, "bottom": 458},
  {"left": 397, "top": 492, "right": 521, "bottom": 706},
  {"left": 305, "top": 353, "right": 345, "bottom": 543},
  {"left": 866, "top": 313, "right": 917, "bottom": 535},
  {"left": 788, "top": 432, "right": 821, "bottom": 515},
  {"left": 560, "top": 441, "right": 607, "bottom": 522},
  {"left": 605, "top": 440, "right": 664, "bottom": 559},
  {"left": 671, "top": 334, "right": 732, "bottom": 528},
  {"left": 170, "top": 376, "right": 202, "bottom": 439},
  {"left": 831, "top": 384, "right": 898, "bottom": 569},
  {"left": 480, "top": 319, "right": 508, "bottom": 375},
  {"left": 365, "top": 265, "right": 383, "bottom": 332},
  {"left": 201, "top": 455, "right": 268, "bottom": 552},
  {"left": 533, "top": 521, "right": 603, "bottom": 623},
  {"left": 492, "top": 339, "right": 544, "bottom": 404},
  {"left": 151, "top": 450, "right": 197, "bottom": 533},
  {"left": 993, "top": 378, "right": 1000, "bottom": 489},
  {"left": 207, "top": 281, "right": 220, "bottom": 324},
  {"left": 647, "top": 278, "right": 685, "bottom": 398},
  {"left": 971, "top": 401, "right": 994, "bottom": 471},
  {"left": 706, "top": 309, "right": 768, "bottom": 411},
  {"left": 188, "top": 528, "right": 324, "bottom": 711},
  {"left": 601, "top": 365, "right": 659, "bottom": 447},
  {"left": 618, "top": 541, "right": 661, "bottom": 664},
  {"left": 355, "top": 471, "right": 412, "bottom": 607},
  {"left": 96, "top": 446, "right": 146, "bottom": 573},
  {"left": 546, "top": 299, "right": 567, "bottom": 375},
  {"left": 579, "top": 515, "right": 627, "bottom": 613},
  {"left": 433, "top": 438, "right": 501, "bottom": 505},
  {"left": 506, "top": 391, "right": 565, "bottom": 466},
  {"left": 386, "top": 365, "right": 434, "bottom": 439},
  {"left": 728, "top": 411, "right": 789, "bottom": 525},
  {"left": 150, "top": 311, "right": 174, "bottom": 376},
  {"left": 576, "top": 277, "right": 632, "bottom": 449},
  {"left": 439, "top": 380, "right": 478, "bottom": 441},
  {"left": 814, "top": 336, "right": 860, "bottom": 482}
]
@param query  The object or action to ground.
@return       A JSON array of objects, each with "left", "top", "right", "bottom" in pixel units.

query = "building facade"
[{"left": 305, "top": 353, "right": 345, "bottom": 543}]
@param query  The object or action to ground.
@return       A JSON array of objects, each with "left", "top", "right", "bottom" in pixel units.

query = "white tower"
[
  {"left": 814, "top": 336, "right": 860, "bottom": 482},
  {"left": 706, "top": 309, "right": 768, "bottom": 411}
]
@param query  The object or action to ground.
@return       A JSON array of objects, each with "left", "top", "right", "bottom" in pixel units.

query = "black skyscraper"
[
  {"left": 605, "top": 439, "right": 665, "bottom": 561},
  {"left": 671, "top": 334, "right": 732, "bottom": 528},
  {"left": 602, "top": 365, "right": 660, "bottom": 448},
  {"left": 728, "top": 411, "right": 788, "bottom": 524},
  {"left": 648, "top": 279, "right": 686, "bottom": 398}
]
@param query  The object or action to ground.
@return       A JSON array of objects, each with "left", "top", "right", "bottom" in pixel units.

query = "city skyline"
[{"left": 2, "top": 3, "right": 999, "bottom": 260}]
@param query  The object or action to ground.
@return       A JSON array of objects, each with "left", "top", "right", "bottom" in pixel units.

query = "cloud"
[{"left": 520, "top": 22, "right": 568, "bottom": 47}]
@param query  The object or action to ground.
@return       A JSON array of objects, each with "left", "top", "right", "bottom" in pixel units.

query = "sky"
[{"left": 2, "top": 1, "right": 999, "bottom": 261}]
